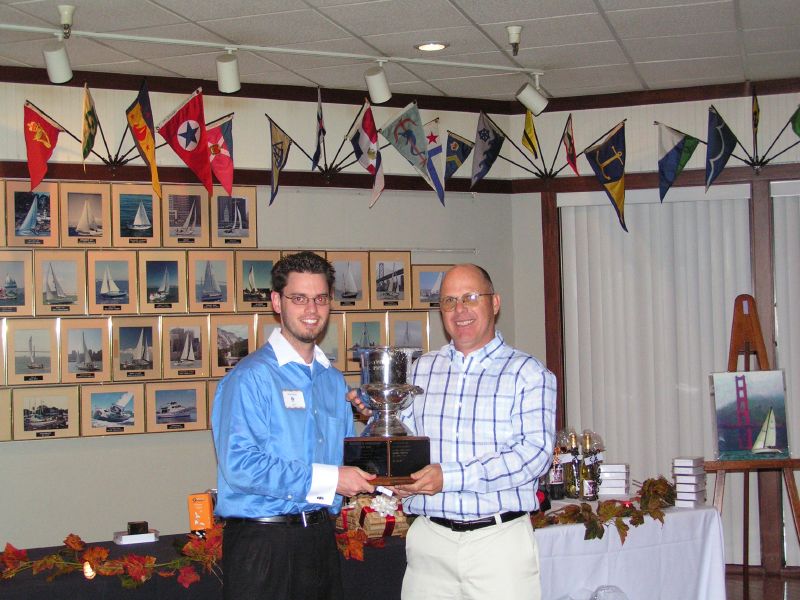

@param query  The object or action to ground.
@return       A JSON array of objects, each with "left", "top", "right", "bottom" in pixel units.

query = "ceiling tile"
[
  {"left": 295, "top": 62, "right": 407, "bottom": 90},
  {"left": 516, "top": 41, "right": 628, "bottom": 70},
  {"left": 150, "top": 0, "right": 298, "bottom": 22},
  {"left": 739, "top": 0, "right": 800, "bottom": 29},
  {"left": 745, "top": 50, "right": 800, "bottom": 80},
  {"left": 605, "top": 2, "right": 736, "bottom": 39},
  {"left": 599, "top": 0, "right": 715, "bottom": 9},
  {"left": 637, "top": 56, "right": 745, "bottom": 87},
  {"left": 242, "top": 70, "right": 316, "bottom": 87},
  {"left": 260, "top": 38, "right": 378, "bottom": 70},
  {"left": 539, "top": 63, "right": 641, "bottom": 91},
  {"left": 79, "top": 60, "right": 179, "bottom": 78},
  {"left": 0, "top": 36, "right": 135, "bottom": 68},
  {"left": 390, "top": 80, "right": 447, "bottom": 97},
  {"left": 200, "top": 10, "right": 350, "bottom": 46},
  {"left": 454, "top": 0, "right": 598, "bottom": 23},
  {"left": 97, "top": 23, "right": 229, "bottom": 60},
  {"left": 364, "top": 26, "right": 496, "bottom": 57},
  {"left": 623, "top": 31, "right": 739, "bottom": 63},
  {"left": 396, "top": 50, "right": 517, "bottom": 80},
  {"left": 12, "top": 0, "right": 186, "bottom": 32},
  {"left": 483, "top": 14, "right": 614, "bottom": 49},
  {"left": 424, "top": 72, "right": 529, "bottom": 98},
  {"left": 316, "top": 0, "right": 468, "bottom": 37},
  {"left": 743, "top": 27, "right": 800, "bottom": 54},
  {"left": 149, "top": 50, "right": 286, "bottom": 79},
  {"left": 0, "top": 4, "right": 53, "bottom": 42}
]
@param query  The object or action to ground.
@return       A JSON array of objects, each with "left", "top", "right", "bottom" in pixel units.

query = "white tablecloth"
[{"left": 534, "top": 505, "right": 726, "bottom": 600}]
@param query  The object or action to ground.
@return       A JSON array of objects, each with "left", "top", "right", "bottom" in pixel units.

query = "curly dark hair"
[{"left": 271, "top": 251, "right": 336, "bottom": 294}]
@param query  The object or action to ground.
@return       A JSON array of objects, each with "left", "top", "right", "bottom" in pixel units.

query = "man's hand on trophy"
[
  {"left": 396, "top": 464, "right": 443, "bottom": 496},
  {"left": 337, "top": 466, "right": 376, "bottom": 496},
  {"left": 345, "top": 387, "right": 373, "bottom": 417}
]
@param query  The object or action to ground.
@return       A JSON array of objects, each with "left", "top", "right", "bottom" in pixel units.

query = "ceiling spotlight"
[
  {"left": 506, "top": 25, "right": 522, "bottom": 56},
  {"left": 42, "top": 38, "right": 73, "bottom": 84},
  {"left": 57, "top": 5, "right": 75, "bottom": 39},
  {"left": 516, "top": 79, "right": 548, "bottom": 116},
  {"left": 216, "top": 48, "right": 240, "bottom": 94},
  {"left": 364, "top": 62, "right": 391, "bottom": 104},
  {"left": 415, "top": 41, "right": 449, "bottom": 52}
]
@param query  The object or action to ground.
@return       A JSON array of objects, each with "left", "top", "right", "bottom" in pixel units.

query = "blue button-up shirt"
[
  {"left": 212, "top": 329, "right": 354, "bottom": 518},
  {"left": 401, "top": 332, "right": 557, "bottom": 520}
]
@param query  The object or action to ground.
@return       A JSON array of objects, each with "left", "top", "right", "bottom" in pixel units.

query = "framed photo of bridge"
[
  {"left": 162, "top": 315, "right": 209, "bottom": 379},
  {"left": 60, "top": 317, "right": 111, "bottom": 384},
  {"left": 112, "top": 316, "right": 161, "bottom": 382},
  {"left": 34, "top": 250, "right": 87, "bottom": 316},
  {"left": 6, "top": 317, "right": 59, "bottom": 386},
  {"left": 411, "top": 264, "right": 449, "bottom": 309},
  {"left": 6, "top": 180, "right": 59, "bottom": 248},
  {"left": 146, "top": 380, "right": 207, "bottom": 433},
  {"left": 59, "top": 182, "right": 111, "bottom": 248},
  {"left": 235, "top": 250, "right": 279, "bottom": 312},
  {"left": 12, "top": 385, "right": 79, "bottom": 440},
  {"left": 211, "top": 187, "right": 256, "bottom": 248},
  {"left": 112, "top": 183, "right": 161, "bottom": 248},
  {"left": 369, "top": 251, "right": 411, "bottom": 310},
  {"left": 188, "top": 250, "right": 235, "bottom": 313},
  {"left": 138, "top": 250, "right": 187, "bottom": 314},
  {"left": 87, "top": 250, "right": 137, "bottom": 315},
  {"left": 80, "top": 383, "right": 145, "bottom": 437},
  {"left": 162, "top": 184, "right": 210, "bottom": 247},
  {"left": 210, "top": 314, "right": 256, "bottom": 377},
  {"left": 0, "top": 250, "right": 34, "bottom": 316},
  {"left": 328, "top": 251, "right": 369, "bottom": 311}
]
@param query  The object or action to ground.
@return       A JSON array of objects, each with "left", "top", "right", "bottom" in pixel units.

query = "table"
[{"left": 0, "top": 506, "right": 725, "bottom": 600}]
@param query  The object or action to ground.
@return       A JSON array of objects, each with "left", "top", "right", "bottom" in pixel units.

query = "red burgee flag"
[
  {"left": 206, "top": 113, "right": 234, "bottom": 196},
  {"left": 23, "top": 102, "right": 63, "bottom": 191},
  {"left": 157, "top": 88, "right": 213, "bottom": 196}
]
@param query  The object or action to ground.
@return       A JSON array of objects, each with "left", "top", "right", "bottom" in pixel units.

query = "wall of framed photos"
[{"left": 0, "top": 178, "right": 453, "bottom": 444}]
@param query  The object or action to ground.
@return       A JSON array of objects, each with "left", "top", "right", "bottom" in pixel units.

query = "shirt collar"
[
  {"left": 445, "top": 331, "right": 504, "bottom": 368},
  {"left": 269, "top": 328, "right": 331, "bottom": 369}
]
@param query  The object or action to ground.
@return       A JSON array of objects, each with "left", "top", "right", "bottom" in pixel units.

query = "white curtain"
[
  {"left": 772, "top": 181, "right": 800, "bottom": 566},
  {"left": 559, "top": 184, "right": 754, "bottom": 564}
]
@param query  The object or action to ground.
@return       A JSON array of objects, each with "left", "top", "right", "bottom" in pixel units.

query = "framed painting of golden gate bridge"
[{"left": 710, "top": 370, "right": 789, "bottom": 461}]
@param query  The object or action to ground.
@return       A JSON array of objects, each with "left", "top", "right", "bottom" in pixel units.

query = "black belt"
[
  {"left": 428, "top": 511, "right": 528, "bottom": 532},
  {"left": 224, "top": 508, "right": 329, "bottom": 527}
]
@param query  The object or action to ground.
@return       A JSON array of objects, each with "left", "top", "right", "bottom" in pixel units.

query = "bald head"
[{"left": 439, "top": 264, "right": 500, "bottom": 355}]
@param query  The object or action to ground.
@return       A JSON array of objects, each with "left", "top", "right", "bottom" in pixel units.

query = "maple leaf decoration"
[
  {"left": 177, "top": 565, "right": 201, "bottom": 588},
  {"left": 64, "top": 534, "right": 85, "bottom": 552}
]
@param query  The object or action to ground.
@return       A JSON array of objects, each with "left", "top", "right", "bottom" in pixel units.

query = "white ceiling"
[{"left": 0, "top": 0, "right": 798, "bottom": 100}]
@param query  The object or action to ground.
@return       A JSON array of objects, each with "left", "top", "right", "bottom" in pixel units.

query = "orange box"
[{"left": 188, "top": 492, "right": 214, "bottom": 532}]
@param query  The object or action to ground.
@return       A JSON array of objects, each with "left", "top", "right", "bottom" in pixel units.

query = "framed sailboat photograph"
[
  {"left": 369, "top": 251, "right": 411, "bottom": 310},
  {"left": 344, "top": 312, "right": 387, "bottom": 372},
  {"left": 188, "top": 250, "right": 235, "bottom": 313},
  {"left": 0, "top": 250, "right": 34, "bottom": 316},
  {"left": 138, "top": 250, "right": 187, "bottom": 314},
  {"left": 319, "top": 312, "right": 346, "bottom": 372},
  {"left": 34, "top": 250, "right": 87, "bottom": 316},
  {"left": 388, "top": 312, "right": 429, "bottom": 354},
  {"left": 710, "top": 370, "right": 790, "bottom": 461},
  {"left": 211, "top": 187, "right": 256, "bottom": 248},
  {"left": 60, "top": 317, "right": 111, "bottom": 384},
  {"left": 6, "top": 180, "right": 59, "bottom": 248},
  {"left": 6, "top": 318, "right": 59, "bottom": 385},
  {"left": 0, "top": 389, "right": 10, "bottom": 442},
  {"left": 87, "top": 250, "right": 137, "bottom": 315},
  {"left": 59, "top": 183, "right": 111, "bottom": 247},
  {"left": 112, "top": 316, "right": 162, "bottom": 381},
  {"left": 210, "top": 314, "right": 256, "bottom": 377},
  {"left": 12, "top": 385, "right": 80, "bottom": 440},
  {"left": 235, "top": 250, "right": 280, "bottom": 312},
  {"left": 411, "top": 264, "right": 450, "bottom": 309},
  {"left": 162, "top": 315, "right": 209, "bottom": 379},
  {"left": 81, "top": 383, "right": 145, "bottom": 436},
  {"left": 146, "top": 380, "right": 207, "bottom": 433},
  {"left": 328, "top": 251, "right": 369, "bottom": 311},
  {"left": 162, "top": 184, "right": 210, "bottom": 247},
  {"left": 112, "top": 184, "right": 161, "bottom": 247}
]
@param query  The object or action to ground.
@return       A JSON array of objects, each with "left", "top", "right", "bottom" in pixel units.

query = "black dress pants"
[{"left": 222, "top": 517, "right": 344, "bottom": 600}]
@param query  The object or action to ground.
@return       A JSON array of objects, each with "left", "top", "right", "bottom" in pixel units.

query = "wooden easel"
[{"left": 704, "top": 294, "right": 800, "bottom": 577}]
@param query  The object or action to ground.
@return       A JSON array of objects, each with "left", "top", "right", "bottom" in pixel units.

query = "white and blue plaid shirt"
[{"left": 401, "top": 332, "right": 557, "bottom": 520}]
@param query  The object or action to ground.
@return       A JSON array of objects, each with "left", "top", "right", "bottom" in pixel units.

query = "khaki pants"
[{"left": 402, "top": 515, "right": 541, "bottom": 600}]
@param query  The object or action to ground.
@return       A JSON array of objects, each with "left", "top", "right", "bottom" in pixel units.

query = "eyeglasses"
[
  {"left": 281, "top": 293, "right": 331, "bottom": 306},
  {"left": 439, "top": 292, "right": 494, "bottom": 312}
]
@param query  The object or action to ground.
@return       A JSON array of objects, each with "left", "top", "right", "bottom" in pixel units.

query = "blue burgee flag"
[
  {"left": 311, "top": 87, "right": 325, "bottom": 171},
  {"left": 444, "top": 131, "right": 473, "bottom": 181},
  {"left": 424, "top": 119, "right": 445, "bottom": 205},
  {"left": 657, "top": 123, "right": 699, "bottom": 201},
  {"left": 470, "top": 112, "right": 505, "bottom": 188},
  {"left": 705, "top": 106, "right": 738, "bottom": 191},
  {"left": 584, "top": 122, "right": 627, "bottom": 232}
]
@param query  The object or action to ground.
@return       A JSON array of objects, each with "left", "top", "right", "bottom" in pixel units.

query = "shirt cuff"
[
  {"left": 307, "top": 463, "right": 338, "bottom": 505},
  {"left": 439, "top": 462, "right": 463, "bottom": 493}
]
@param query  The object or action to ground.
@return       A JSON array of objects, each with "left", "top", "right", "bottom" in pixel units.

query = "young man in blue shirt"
[{"left": 212, "top": 251, "right": 375, "bottom": 600}]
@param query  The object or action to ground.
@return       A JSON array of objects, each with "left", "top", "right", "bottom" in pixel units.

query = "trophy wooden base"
[{"left": 343, "top": 436, "right": 430, "bottom": 486}]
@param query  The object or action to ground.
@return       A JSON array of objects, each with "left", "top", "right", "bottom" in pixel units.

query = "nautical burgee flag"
[
  {"left": 126, "top": 79, "right": 161, "bottom": 198},
  {"left": 705, "top": 106, "right": 738, "bottom": 191},
  {"left": 657, "top": 123, "right": 699, "bottom": 201},
  {"left": 268, "top": 117, "right": 293, "bottom": 205},
  {"left": 562, "top": 114, "right": 579, "bottom": 175},
  {"left": 81, "top": 83, "right": 98, "bottom": 164},
  {"left": 311, "top": 87, "right": 325, "bottom": 171},
  {"left": 444, "top": 131, "right": 473, "bottom": 181},
  {"left": 521, "top": 110, "right": 541, "bottom": 160},
  {"left": 424, "top": 119, "right": 445, "bottom": 205},
  {"left": 206, "top": 113, "right": 234, "bottom": 196},
  {"left": 470, "top": 112, "right": 505, "bottom": 188},
  {"left": 584, "top": 122, "right": 627, "bottom": 232},
  {"left": 381, "top": 102, "right": 429, "bottom": 185},
  {"left": 24, "top": 102, "right": 63, "bottom": 191},
  {"left": 348, "top": 102, "right": 385, "bottom": 208},
  {"left": 791, "top": 105, "right": 800, "bottom": 138}
]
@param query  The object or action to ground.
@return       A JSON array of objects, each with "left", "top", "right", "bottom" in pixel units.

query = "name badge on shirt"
[{"left": 282, "top": 390, "right": 306, "bottom": 409}]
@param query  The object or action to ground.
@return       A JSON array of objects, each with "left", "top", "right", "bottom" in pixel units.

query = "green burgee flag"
[
  {"left": 791, "top": 106, "right": 800, "bottom": 138},
  {"left": 81, "top": 83, "right": 98, "bottom": 162}
]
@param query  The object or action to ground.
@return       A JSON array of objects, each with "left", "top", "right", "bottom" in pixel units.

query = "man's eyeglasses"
[
  {"left": 282, "top": 294, "right": 331, "bottom": 306},
  {"left": 439, "top": 292, "right": 494, "bottom": 312}
]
